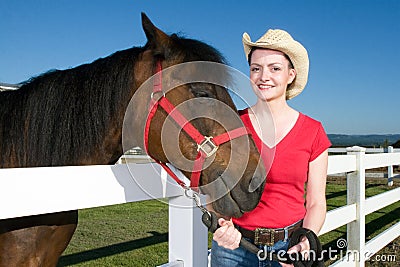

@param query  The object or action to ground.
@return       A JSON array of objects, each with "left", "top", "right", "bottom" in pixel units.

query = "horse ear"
[{"left": 141, "top": 12, "right": 172, "bottom": 57}]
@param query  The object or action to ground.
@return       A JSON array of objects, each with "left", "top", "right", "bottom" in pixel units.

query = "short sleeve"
[{"left": 310, "top": 123, "right": 331, "bottom": 162}]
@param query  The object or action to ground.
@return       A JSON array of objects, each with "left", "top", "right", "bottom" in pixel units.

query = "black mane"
[
  {"left": 170, "top": 34, "right": 227, "bottom": 63},
  {"left": 0, "top": 48, "right": 141, "bottom": 167},
  {"left": 0, "top": 35, "right": 227, "bottom": 167}
]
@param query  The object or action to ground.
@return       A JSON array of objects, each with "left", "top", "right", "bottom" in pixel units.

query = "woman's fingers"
[
  {"left": 286, "top": 236, "right": 311, "bottom": 260},
  {"left": 213, "top": 218, "right": 241, "bottom": 250}
]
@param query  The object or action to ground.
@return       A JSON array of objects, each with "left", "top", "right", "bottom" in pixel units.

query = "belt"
[{"left": 237, "top": 220, "right": 303, "bottom": 246}]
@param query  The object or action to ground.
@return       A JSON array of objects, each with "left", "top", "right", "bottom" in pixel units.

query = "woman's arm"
[
  {"left": 303, "top": 148, "right": 329, "bottom": 234},
  {"left": 281, "top": 149, "right": 329, "bottom": 266}
]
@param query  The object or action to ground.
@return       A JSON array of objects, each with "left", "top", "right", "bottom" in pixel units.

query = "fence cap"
[
  {"left": 346, "top": 146, "right": 367, "bottom": 152},
  {"left": 0, "top": 83, "right": 20, "bottom": 91}
]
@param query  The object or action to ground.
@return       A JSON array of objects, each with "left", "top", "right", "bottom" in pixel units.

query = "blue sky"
[{"left": 1, "top": 0, "right": 399, "bottom": 134}]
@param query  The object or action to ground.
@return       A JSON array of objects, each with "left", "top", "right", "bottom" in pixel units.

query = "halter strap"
[{"left": 144, "top": 59, "right": 250, "bottom": 190}]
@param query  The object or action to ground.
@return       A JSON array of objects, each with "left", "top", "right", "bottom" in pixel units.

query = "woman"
[{"left": 210, "top": 29, "right": 331, "bottom": 266}]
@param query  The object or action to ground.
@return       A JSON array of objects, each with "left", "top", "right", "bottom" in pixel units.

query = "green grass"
[
  {"left": 58, "top": 201, "right": 169, "bottom": 266},
  {"left": 58, "top": 178, "right": 399, "bottom": 266},
  {"left": 320, "top": 177, "right": 399, "bottom": 266}
]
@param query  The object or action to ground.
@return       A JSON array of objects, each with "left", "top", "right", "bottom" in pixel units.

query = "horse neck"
[{"left": 0, "top": 49, "right": 140, "bottom": 167}]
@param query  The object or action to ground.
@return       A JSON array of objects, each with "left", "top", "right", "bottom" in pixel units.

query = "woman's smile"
[{"left": 258, "top": 84, "right": 274, "bottom": 90}]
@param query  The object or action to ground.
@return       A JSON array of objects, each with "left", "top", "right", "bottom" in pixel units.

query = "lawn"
[
  {"left": 320, "top": 177, "right": 399, "bottom": 266},
  {"left": 58, "top": 177, "right": 399, "bottom": 267}
]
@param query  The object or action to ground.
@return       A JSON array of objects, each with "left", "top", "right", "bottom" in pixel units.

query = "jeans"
[{"left": 210, "top": 238, "right": 290, "bottom": 267}]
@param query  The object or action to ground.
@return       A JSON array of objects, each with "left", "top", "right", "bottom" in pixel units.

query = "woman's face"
[{"left": 249, "top": 49, "right": 296, "bottom": 102}]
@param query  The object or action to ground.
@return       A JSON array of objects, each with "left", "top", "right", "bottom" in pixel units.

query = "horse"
[{"left": 0, "top": 13, "right": 265, "bottom": 266}]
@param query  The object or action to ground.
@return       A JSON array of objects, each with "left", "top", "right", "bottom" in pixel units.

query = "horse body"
[
  {"left": 0, "top": 51, "right": 137, "bottom": 266},
  {"left": 0, "top": 14, "right": 265, "bottom": 266},
  {"left": 0, "top": 50, "right": 137, "bottom": 267}
]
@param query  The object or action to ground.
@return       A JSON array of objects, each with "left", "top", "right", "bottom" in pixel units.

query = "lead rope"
[{"left": 185, "top": 188, "right": 324, "bottom": 267}]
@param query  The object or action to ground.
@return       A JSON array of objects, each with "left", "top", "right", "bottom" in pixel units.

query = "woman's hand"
[
  {"left": 280, "top": 236, "right": 310, "bottom": 267},
  {"left": 212, "top": 218, "right": 241, "bottom": 250}
]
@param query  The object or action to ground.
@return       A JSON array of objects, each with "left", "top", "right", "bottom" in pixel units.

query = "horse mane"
[
  {"left": 168, "top": 34, "right": 235, "bottom": 105},
  {"left": 0, "top": 48, "right": 142, "bottom": 167},
  {"left": 0, "top": 34, "right": 230, "bottom": 167},
  {"left": 170, "top": 34, "right": 227, "bottom": 64}
]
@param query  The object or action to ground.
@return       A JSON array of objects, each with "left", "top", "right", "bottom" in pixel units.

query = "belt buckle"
[{"left": 254, "top": 228, "right": 275, "bottom": 246}]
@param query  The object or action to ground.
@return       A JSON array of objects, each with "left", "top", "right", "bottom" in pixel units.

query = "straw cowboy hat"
[{"left": 242, "top": 29, "right": 309, "bottom": 99}]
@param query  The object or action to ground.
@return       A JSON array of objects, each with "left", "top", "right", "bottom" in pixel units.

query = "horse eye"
[
  {"left": 189, "top": 84, "right": 215, "bottom": 98},
  {"left": 193, "top": 90, "right": 211, "bottom": 98}
]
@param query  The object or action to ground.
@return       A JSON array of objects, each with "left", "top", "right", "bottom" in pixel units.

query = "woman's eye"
[{"left": 251, "top": 67, "right": 260, "bottom": 72}]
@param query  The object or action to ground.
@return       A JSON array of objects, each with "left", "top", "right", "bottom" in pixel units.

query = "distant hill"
[
  {"left": 328, "top": 134, "right": 400, "bottom": 147},
  {"left": 392, "top": 140, "right": 400, "bottom": 148}
]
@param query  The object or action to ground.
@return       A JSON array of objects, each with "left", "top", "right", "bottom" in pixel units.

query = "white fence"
[
  {"left": 329, "top": 147, "right": 400, "bottom": 154},
  {"left": 0, "top": 162, "right": 208, "bottom": 267},
  {"left": 0, "top": 82, "right": 20, "bottom": 91},
  {"left": 1, "top": 146, "right": 399, "bottom": 266},
  {"left": 321, "top": 146, "right": 400, "bottom": 266},
  {"left": 328, "top": 146, "right": 400, "bottom": 186}
]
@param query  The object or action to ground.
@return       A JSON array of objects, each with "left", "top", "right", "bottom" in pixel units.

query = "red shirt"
[{"left": 232, "top": 109, "right": 331, "bottom": 229}]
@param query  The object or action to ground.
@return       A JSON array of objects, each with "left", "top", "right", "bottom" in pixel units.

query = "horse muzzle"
[{"left": 202, "top": 164, "right": 266, "bottom": 218}]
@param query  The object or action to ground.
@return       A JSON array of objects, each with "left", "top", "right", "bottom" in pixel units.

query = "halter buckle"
[
  {"left": 150, "top": 90, "right": 166, "bottom": 100},
  {"left": 197, "top": 136, "right": 218, "bottom": 158}
]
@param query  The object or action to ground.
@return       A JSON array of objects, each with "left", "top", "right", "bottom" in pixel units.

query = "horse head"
[{"left": 126, "top": 13, "right": 266, "bottom": 218}]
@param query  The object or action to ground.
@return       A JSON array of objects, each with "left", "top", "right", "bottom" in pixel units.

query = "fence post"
[
  {"left": 387, "top": 146, "right": 394, "bottom": 186},
  {"left": 168, "top": 193, "right": 208, "bottom": 267},
  {"left": 346, "top": 146, "right": 366, "bottom": 267}
]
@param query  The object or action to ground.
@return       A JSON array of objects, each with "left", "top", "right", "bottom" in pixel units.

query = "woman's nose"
[{"left": 260, "top": 69, "right": 270, "bottom": 82}]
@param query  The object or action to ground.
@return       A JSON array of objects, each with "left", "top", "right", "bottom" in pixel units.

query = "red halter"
[{"left": 144, "top": 60, "right": 250, "bottom": 189}]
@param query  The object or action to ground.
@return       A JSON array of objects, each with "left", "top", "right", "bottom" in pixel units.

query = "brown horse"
[{"left": 0, "top": 14, "right": 265, "bottom": 266}]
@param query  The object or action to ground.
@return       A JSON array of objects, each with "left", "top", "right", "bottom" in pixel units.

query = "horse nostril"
[{"left": 248, "top": 176, "right": 264, "bottom": 193}]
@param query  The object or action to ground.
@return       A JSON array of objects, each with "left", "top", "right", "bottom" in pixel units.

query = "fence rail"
[
  {"left": 322, "top": 146, "right": 400, "bottom": 267},
  {"left": 329, "top": 147, "right": 400, "bottom": 154},
  {"left": 328, "top": 146, "right": 399, "bottom": 187},
  {"left": 0, "top": 82, "right": 20, "bottom": 91},
  {"left": 0, "top": 146, "right": 399, "bottom": 266}
]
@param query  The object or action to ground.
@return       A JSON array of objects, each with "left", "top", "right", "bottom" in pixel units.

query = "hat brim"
[{"left": 242, "top": 32, "right": 309, "bottom": 100}]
